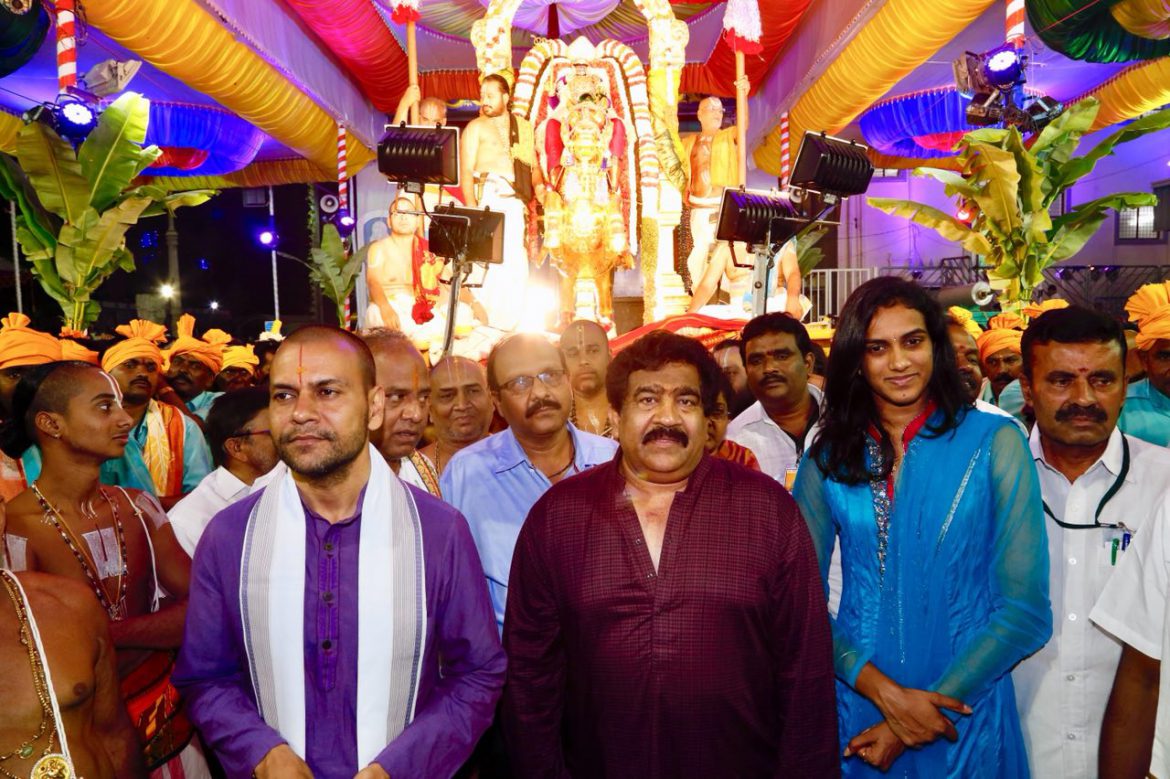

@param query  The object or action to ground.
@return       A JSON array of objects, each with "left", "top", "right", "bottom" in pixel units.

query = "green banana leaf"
[
  {"left": 74, "top": 196, "right": 154, "bottom": 286},
  {"left": 911, "top": 167, "right": 979, "bottom": 199},
  {"left": 309, "top": 225, "right": 363, "bottom": 308},
  {"left": 0, "top": 152, "right": 60, "bottom": 251},
  {"left": 794, "top": 225, "right": 830, "bottom": 276},
  {"left": 960, "top": 141, "right": 1023, "bottom": 238},
  {"left": 998, "top": 127, "right": 1051, "bottom": 240},
  {"left": 16, "top": 121, "right": 89, "bottom": 224},
  {"left": 138, "top": 189, "right": 216, "bottom": 218},
  {"left": 78, "top": 92, "right": 161, "bottom": 213},
  {"left": 1054, "top": 106, "right": 1170, "bottom": 194},
  {"left": 867, "top": 196, "right": 993, "bottom": 255},
  {"left": 1030, "top": 98, "right": 1098, "bottom": 165}
]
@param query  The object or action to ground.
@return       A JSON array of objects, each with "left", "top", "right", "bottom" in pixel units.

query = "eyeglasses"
[
  {"left": 499, "top": 369, "right": 567, "bottom": 395},
  {"left": 230, "top": 429, "right": 270, "bottom": 439}
]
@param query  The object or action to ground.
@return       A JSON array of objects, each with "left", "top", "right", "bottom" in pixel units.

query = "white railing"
[{"left": 805, "top": 268, "right": 878, "bottom": 321}]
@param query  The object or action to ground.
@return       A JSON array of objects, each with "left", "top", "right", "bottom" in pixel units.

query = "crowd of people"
[{"left": 0, "top": 274, "right": 1169, "bottom": 779}]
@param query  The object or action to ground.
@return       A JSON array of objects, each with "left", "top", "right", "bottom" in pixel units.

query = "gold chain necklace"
[
  {"left": 0, "top": 571, "right": 66, "bottom": 779},
  {"left": 31, "top": 483, "right": 128, "bottom": 621}
]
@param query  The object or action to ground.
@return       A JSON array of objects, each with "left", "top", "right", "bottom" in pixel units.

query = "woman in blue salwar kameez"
[{"left": 795, "top": 277, "right": 1052, "bottom": 778}]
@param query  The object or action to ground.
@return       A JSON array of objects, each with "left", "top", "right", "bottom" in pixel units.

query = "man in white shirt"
[
  {"left": 725, "top": 312, "right": 821, "bottom": 489},
  {"left": 1092, "top": 494, "right": 1170, "bottom": 778},
  {"left": 1012, "top": 306, "right": 1170, "bottom": 779},
  {"left": 169, "top": 387, "right": 278, "bottom": 556}
]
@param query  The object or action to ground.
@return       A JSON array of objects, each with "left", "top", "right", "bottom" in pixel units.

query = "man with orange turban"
[
  {"left": 0, "top": 313, "right": 61, "bottom": 501},
  {"left": 165, "top": 315, "right": 228, "bottom": 421},
  {"left": 1120, "top": 281, "right": 1170, "bottom": 445},
  {"left": 213, "top": 344, "right": 259, "bottom": 393},
  {"left": 101, "top": 319, "right": 213, "bottom": 509},
  {"left": 977, "top": 315, "right": 1025, "bottom": 403},
  {"left": 58, "top": 327, "right": 100, "bottom": 365}
]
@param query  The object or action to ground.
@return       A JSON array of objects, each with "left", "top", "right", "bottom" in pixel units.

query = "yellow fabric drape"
[
  {"left": 754, "top": 0, "right": 996, "bottom": 175},
  {"left": 143, "top": 158, "right": 347, "bottom": 190},
  {"left": 1082, "top": 57, "right": 1170, "bottom": 132},
  {"left": 82, "top": 0, "right": 373, "bottom": 175},
  {"left": 1110, "top": 0, "right": 1170, "bottom": 40}
]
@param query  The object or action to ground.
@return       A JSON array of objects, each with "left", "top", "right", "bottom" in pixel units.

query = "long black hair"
[{"left": 808, "top": 277, "right": 970, "bottom": 485}]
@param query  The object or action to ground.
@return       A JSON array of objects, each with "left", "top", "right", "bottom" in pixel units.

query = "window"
[
  {"left": 1116, "top": 205, "right": 1164, "bottom": 244},
  {"left": 870, "top": 167, "right": 906, "bottom": 181}
]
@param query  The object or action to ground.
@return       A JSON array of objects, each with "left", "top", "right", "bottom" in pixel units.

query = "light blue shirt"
[
  {"left": 440, "top": 424, "right": 618, "bottom": 632},
  {"left": 186, "top": 390, "right": 223, "bottom": 421},
  {"left": 996, "top": 377, "right": 1027, "bottom": 424},
  {"left": 1119, "top": 377, "right": 1170, "bottom": 447},
  {"left": 99, "top": 405, "right": 212, "bottom": 496}
]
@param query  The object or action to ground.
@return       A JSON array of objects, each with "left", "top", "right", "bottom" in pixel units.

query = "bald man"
[
  {"left": 419, "top": 356, "right": 493, "bottom": 476},
  {"left": 174, "top": 326, "right": 505, "bottom": 778},
  {"left": 362, "top": 329, "right": 440, "bottom": 496},
  {"left": 560, "top": 320, "right": 614, "bottom": 438}
]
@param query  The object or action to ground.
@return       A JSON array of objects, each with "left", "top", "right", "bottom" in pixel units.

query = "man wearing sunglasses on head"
[
  {"left": 441, "top": 333, "right": 617, "bottom": 637},
  {"left": 168, "top": 387, "right": 279, "bottom": 556}
]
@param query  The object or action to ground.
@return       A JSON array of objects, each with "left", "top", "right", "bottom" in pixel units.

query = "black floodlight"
[
  {"left": 377, "top": 125, "right": 460, "bottom": 186},
  {"left": 715, "top": 189, "right": 802, "bottom": 247},
  {"left": 428, "top": 205, "right": 504, "bottom": 264},
  {"left": 789, "top": 131, "right": 874, "bottom": 199}
]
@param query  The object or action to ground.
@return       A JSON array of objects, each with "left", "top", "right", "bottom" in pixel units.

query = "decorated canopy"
[{"left": 1, "top": 0, "right": 1168, "bottom": 184}]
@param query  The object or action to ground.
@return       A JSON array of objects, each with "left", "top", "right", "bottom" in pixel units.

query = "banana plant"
[
  {"left": 308, "top": 224, "right": 366, "bottom": 328},
  {"left": 867, "top": 98, "right": 1170, "bottom": 311},
  {"left": 0, "top": 92, "right": 214, "bottom": 329}
]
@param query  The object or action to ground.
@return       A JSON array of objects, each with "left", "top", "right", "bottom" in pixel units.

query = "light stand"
[{"left": 716, "top": 131, "right": 875, "bottom": 316}]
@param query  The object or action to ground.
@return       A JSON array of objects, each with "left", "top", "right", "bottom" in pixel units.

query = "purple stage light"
[
  {"left": 334, "top": 208, "right": 356, "bottom": 238},
  {"left": 984, "top": 47, "right": 1023, "bottom": 89},
  {"left": 257, "top": 229, "right": 277, "bottom": 248}
]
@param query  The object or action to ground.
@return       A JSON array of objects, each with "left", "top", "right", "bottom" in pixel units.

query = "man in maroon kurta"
[{"left": 502, "top": 330, "right": 838, "bottom": 778}]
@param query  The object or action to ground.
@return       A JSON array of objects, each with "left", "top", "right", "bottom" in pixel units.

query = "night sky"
[{"left": 1, "top": 183, "right": 327, "bottom": 338}]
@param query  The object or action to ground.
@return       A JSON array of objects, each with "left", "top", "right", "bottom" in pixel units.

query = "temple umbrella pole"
[
  {"left": 407, "top": 19, "right": 420, "bottom": 124},
  {"left": 10, "top": 202, "right": 22, "bottom": 314},
  {"left": 735, "top": 52, "right": 748, "bottom": 185},
  {"left": 269, "top": 185, "right": 280, "bottom": 321}
]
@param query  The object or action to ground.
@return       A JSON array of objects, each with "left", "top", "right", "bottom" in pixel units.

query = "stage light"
[
  {"left": 984, "top": 47, "right": 1023, "bottom": 89},
  {"left": 209, "top": 300, "right": 220, "bottom": 311},
  {"left": 956, "top": 204, "right": 974, "bottom": 224},
  {"left": 334, "top": 208, "right": 356, "bottom": 238},
  {"left": 159, "top": 283, "right": 175, "bottom": 299},
  {"left": 82, "top": 59, "right": 142, "bottom": 97},
  {"left": 52, "top": 96, "right": 99, "bottom": 143},
  {"left": 256, "top": 229, "right": 278, "bottom": 248},
  {"left": 378, "top": 125, "right": 460, "bottom": 186}
]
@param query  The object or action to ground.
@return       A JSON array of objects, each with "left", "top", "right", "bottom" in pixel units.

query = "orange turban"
[
  {"left": 1126, "top": 283, "right": 1170, "bottom": 351},
  {"left": 1021, "top": 299, "right": 1069, "bottom": 319},
  {"left": 101, "top": 319, "right": 167, "bottom": 373},
  {"left": 946, "top": 307, "right": 983, "bottom": 340},
  {"left": 0, "top": 313, "right": 62, "bottom": 370},
  {"left": 986, "top": 313, "right": 1025, "bottom": 331},
  {"left": 164, "top": 315, "right": 226, "bottom": 373},
  {"left": 57, "top": 327, "right": 99, "bottom": 365},
  {"left": 977, "top": 327, "right": 1023, "bottom": 365},
  {"left": 1136, "top": 308, "right": 1170, "bottom": 352},
  {"left": 220, "top": 344, "right": 259, "bottom": 373}
]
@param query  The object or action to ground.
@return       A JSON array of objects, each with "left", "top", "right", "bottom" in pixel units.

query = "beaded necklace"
[
  {"left": 0, "top": 570, "right": 68, "bottom": 779},
  {"left": 31, "top": 483, "right": 128, "bottom": 621}
]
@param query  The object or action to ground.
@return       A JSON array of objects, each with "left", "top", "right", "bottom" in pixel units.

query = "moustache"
[
  {"left": 279, "top": 428, "right": 338, "bottom": 445},
  {"left": 994, "top": 372, "right": 1014, "bottom": 384},
  {"left": 525, "top": 398, "right": 562, "bottom": 418},
  {"left": 1055, "top": 404, "right": 1107, "bottom": 423},
  {"left": 760, "top": 373, "right": 786, "bottom": 385},
  {"left": 172, "top": 373, "right": 191, "bottom": 383},
  {"left": 642, "top": 426, "right": 689, "bottom": 447}
]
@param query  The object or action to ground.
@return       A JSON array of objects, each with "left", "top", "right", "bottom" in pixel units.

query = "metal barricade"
[{"left": 804, "top": 267, "right": 878, "bottom": 321}]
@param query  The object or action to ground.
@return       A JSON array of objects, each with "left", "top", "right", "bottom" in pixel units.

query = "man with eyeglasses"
[
  {"left": 169, "top": 387, "right": 278, "bottom": 556},
  {"left": 441, "top": 333, "right": 616, "bottom": 636},
  {"left": 1011, "top": 306, "right": 1170, "bottom": 779}
]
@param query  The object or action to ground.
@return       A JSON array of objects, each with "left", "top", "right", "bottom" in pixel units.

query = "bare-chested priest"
[
  {"left": 1, "top": 508, "right": 145, "bottom": 779},
  {"left": 1, "top": 362, "right": 201, "bottom": 776},
  {"left": 365, "top": 194, "right": 486, "bottom": 333},
  {"left": 460, "top": 74, "right": 540, "bottom": 331}
]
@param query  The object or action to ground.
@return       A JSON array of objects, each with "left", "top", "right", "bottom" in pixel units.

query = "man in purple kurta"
[
  {"left": 173, "top": 327, "right": 505, "bottom": 779},
  {"left": 502, "top": 331, "right": 838, "bottom": 778}
]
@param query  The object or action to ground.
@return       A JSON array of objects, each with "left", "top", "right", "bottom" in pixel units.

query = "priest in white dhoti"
[{"left": 173, "top": 327, "right": 504, "bottom": 778}]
